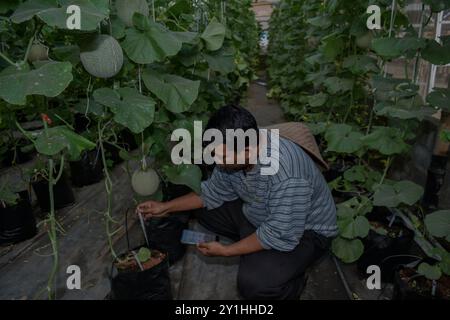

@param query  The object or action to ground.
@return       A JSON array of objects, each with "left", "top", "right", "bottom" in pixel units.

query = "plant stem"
[
  {"left": 98, "top": 121, "right": 117, "bottom": 259},
  {"left": 0, "top": 51, "right": 17, "bottom": 67},
  {"left": 379, "top": 156, "right": 392, "bottom": 186},
  {"left": 46, "top": 158, "right": 59, "bottom": 300}
]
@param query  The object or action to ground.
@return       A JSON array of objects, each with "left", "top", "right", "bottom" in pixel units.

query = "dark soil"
[
  {"left": 114, "top": 249, "right": 165, "bottom": 273},
  {"left": 400, "top": 267, "right": 450, "bottom": 300}
]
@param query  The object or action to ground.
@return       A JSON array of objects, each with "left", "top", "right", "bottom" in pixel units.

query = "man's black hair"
[{"left": 204, "top": 104, "right": 259, "bottom": 150}]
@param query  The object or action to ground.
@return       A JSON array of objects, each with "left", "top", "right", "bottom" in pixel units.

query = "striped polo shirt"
[{"left": 200, "top": 134, "right": 338, "bottom": 252}]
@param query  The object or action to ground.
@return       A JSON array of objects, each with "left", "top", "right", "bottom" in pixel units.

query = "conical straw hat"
[{"left": 264, "top": 122, "right": 329, "bottom": 171}]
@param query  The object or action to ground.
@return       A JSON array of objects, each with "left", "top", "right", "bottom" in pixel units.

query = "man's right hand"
[{"left": 136, "top": 201, "right": 170, "bottom": 219}]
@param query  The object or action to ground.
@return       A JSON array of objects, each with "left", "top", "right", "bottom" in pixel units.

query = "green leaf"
[
  {"left": 0, "top": 183, "right": 19, "bottom": 206},
  {"left": 423, "top": 0, "right": 450, "bottom": 12},
  {"left": 374, "top": 99, "right": 434, "bottom": 120},
  {"left": 372, "top": 37, "right": 426, "bottom": 59},
  {"left": 424, "top": 210, "right": 450, "bottom": 239},
  {"left": 332, "top": 237, "right": 364, "bottom": 263},
  {"left": 418, "top": 263, "right": 442, "bottom": 281},
  {"left": 122, "top": 13, "right": 182, "bottom": 64},
  {"left": 204, "top": 47, "right": 236, "bottom": 74},
  {"left": 162, "top": 164, "right": 202, "bottom": 194},
  {"left": 344, "top": 165, "right": 366, "bottom": 182},
  {"left": 142, "top": 70, "right": 200, "bottom": 114},
  {"left": 201, "top": 17, "right": 226, "bottom": 51},
  {"left": 11, "top": 0, "right": 110, "bottom": 31},
  {"left": 422, "top": 39, "right": 450, "bottom": 65},
  {"left": 324, "top": 77, "right": 354, "bottom": 94},
  {"left": 93, "top": 87, "right": 155, "bottom": 133},
  {"left": 362, "top": 127, "right": 409, "bottom": 155},
  {"left": 427, "top": 88, "right": 450, "bottom": 111},
  {"left": 137, "top": 247, "right": 151, "bottom": 263},
  {"left": 320, "top": 35, "right": 344, "bottom": 61},
  {"left": 325, "top": 124, "right": 363, "bottom": 154},
  {"left": 343, "top": 55, "right": 379, "bottom": 74},
  {"left": 307, "top": 92, "right": 328, "bottom": 107},
  {"left": 338, "top": 216, "right": 370, "bottom": 239},
  {"left": 34, "top": 126, "right": 96, "bottom": 159},
  {"left": 373, "top": 180, "right": 424, "bottom": 207},
  {"left": 0, "top": 61, "right": 73, "bottom": 105}
]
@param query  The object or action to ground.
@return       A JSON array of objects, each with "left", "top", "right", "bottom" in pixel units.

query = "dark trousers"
[{"left": 195, "top": 199, "right": 331, "bottom": 300}]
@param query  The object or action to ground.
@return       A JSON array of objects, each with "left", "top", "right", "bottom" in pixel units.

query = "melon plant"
[
  {"left": 131, "top": 167, "right": 160, "bottom": 196},
  {"left": 27, "top": 42, "right": 48, "bottom": 62},
  {"left": 116, "top": 0, "right": 149, "bottom": 27},
  {"left": 80, "top": 35, "right": 124, "bottom": 79}
]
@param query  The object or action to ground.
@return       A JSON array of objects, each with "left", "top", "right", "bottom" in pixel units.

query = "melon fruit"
[
  {"left": 356, "top": 32, "right": 373, "bottom": 49},
  {"left": 27, "top": 43, "right": 49, "bottom": 62},
  {"left": 116, "top": 0, "right": 149, "bottom": 27},
  {"left": 131, "top": 168, "right": 160, "bottom": 196},
  {"left": 80, "top": 35, "right": 124, "bottom": 79}
]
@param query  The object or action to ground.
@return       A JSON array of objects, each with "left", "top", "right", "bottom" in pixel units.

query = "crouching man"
[{"left": 137, "top": 105, "right": 338, "bottom": 300}]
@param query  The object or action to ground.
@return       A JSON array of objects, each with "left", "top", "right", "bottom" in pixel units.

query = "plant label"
[
  {"left": 366, "top": 265, "right": 381, "bottom": 290},
  {"left": 366, "top": 5, "right": 381, "bottom": 30},
  {"left": 66, "top": 265, "right": 81, "bottom": 290},
  {"left": 66, "top": 5, "right": 81, "bottom": 30}
]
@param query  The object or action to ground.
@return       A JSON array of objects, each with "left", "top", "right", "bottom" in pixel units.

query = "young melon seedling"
[
  {"left": 131, "top": 167, "right": 160, "bottom": 196},
  {"left": 28, "top": 42, "right": 49, "bottom": 62},
  {"left": 137, "top": 247, "right": 152, "bottom": 263}
]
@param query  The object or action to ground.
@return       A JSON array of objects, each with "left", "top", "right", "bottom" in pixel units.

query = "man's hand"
[
  {"left": 197, "top": 242, "right": 230, "bottom": 257},
  {"left": 136, "top": 200, "right": 169, "bottom": 219}
]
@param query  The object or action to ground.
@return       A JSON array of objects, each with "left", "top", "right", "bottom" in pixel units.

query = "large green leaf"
[
  {"left": 362, "top": 127, "right": 409, "bottom": 155},
  {"left": 320, "top": 35, "right": 344, "bottom": 61},
  {"left": 121, "top": 13, "right": 182, "bottom": 64},
  {"left": 11, "top": 0, "right": 109, "bottom": 31},
  {"left": 93, "top": 87, "right": 155, "bottom": 133},
  {"left": 307, "top": 92, "right": 328, "bottom": 107},
  {"left": 0, "top": 61, "right": 73, "bottom": 105},
  {"left": 332, "top": 237, "right": 364, "bottom": 263},
  {"left": 374, "top": 98, "right": 434, "bottom": 120},
  {"left": 426, "top": 88, "right": 450, "bottom": 111},
  {"left": 204, "top": 47, "right": 236, "bottom": 74},
  {"left": 142, "top": 70, "right": 200, "bottom": 114},
  {"left": 338, "top": 215, "right": 370, "bottom": 239},
  {"left": 162, "top": 164, "right": 202, "bottom": 194},
  {"left": 422, "top": 38, "right": 450, "bottom": 65},
  {"left": 373, "top": 180, "right": 424, "bottom": 207},
  {"left": 324, "top": 77, "right": 354, "bottom": 94},
  {"left": 325, "top": 124, "right": 363, "bottom": 154},
  {"left": 201, "top": 17, "right": 226, "bottom": 51},
  {"left": 343, "top": 55, "right": 379, "bottom": 74},
  {"left": 372, "top": 37, "right": 426, "bottom": 59},
  {"left": 424, "top": 210, "right": 450, "bottom": 241},
  {"left": 34, "top": 126, "right": 96, "bottom": 159}
]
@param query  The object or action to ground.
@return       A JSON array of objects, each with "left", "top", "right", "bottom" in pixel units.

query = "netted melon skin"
[{"left": 80, "top": 35, "right": 124, "bottom": 79}]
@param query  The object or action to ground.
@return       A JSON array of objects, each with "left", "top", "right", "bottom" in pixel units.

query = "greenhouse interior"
[{"left": 0, "top": 0, "right": 449, "bottom": 304}]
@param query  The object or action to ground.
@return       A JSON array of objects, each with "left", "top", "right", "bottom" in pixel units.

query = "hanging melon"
[
  {"left": 356, "top": 32, "right": 373, "bottom": 49},
  {"left": 131, "top": 168, "right": 160, "bottom": 196},
  {"left": 80, "top": 35, "right": 124, "bottom": 79},
  {"left": 27, "top": 43, "right": 49, "bottom": 62},
  {"left": 116, "top": 0, "right": 149, "bottom": 27}
]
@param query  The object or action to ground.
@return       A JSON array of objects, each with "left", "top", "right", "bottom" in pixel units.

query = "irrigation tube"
[{"left": 332, "top": 255, "right": 355, "bottom": 300}]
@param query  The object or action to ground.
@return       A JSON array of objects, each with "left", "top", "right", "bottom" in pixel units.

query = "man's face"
[{"left": 213, "top": 144, "right": 256, "bottom": 173}]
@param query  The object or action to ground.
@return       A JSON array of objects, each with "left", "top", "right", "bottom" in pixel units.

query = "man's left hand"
[{"left": 197, "top": 242, "right": 230, "bottom": 257}]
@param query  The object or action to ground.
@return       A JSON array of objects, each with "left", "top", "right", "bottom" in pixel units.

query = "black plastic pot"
[
  {"left": 393, "top": 266, "right": 450, "bottom": 300},
  {"left": 357, "top": 212, "right": 415, "bottom": 282},
  {"left": 70, "top": 149, "right": 103, "bottom": 187},
  {"left": 109, "top": 246, "right": 172, "bottom": 300},
  {"left": 1, "top": 146, "right": 33, "bottom": 167},
  {"left": 0, "top": 191, "right": 37, "bottom": 245},
  {"left": 143, "top": 183, "right": 192, "bottom": 265},
  {"left": 32, "top": 171, "right": 75, "bottom": 212}
]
